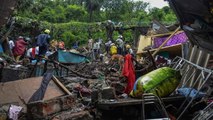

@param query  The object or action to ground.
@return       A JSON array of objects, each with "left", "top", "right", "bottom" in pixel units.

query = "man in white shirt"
[
  {"left": 26, "top": 46, "right": 39, "bottom": 61},
  {"left": 9, "top": 39, "right": 15, "bottom": 50}
]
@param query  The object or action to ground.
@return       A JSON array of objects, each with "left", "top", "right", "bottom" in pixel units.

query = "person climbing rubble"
[
  {"left": 35, "top": 29, "right": 51, "bottom": 57},
  {"left": 8, "top": 37, "right": 15, "bottom": 50},
  {"left": 13, "top": 36, "right": 28, "bottom": 61},
  {"left": 58, "top": 40, "right": 65, "bottom": 50},
  {"left": 125, "top": 44, "right": 134, "bottom": 56},
  {"left": 92, "top": 39, "right": 100, "bottom": 60},
  {"left": 110, "top": 43, "right": 117, "bottom": 55},
  {"left": 116, "top": 35, "right": 124, "bottom": 55},
  {"left": 105, "top": 39, "right": 112, "bottom": 55},
  {"left": 26, "top": 46, "right": 39, "bottom": 61},
  {"left": 88, "top": 38, "right": 93, "bottom": 52}
]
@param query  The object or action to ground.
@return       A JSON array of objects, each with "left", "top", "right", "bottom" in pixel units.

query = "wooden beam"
[
  {"left": 52, "top": 75, "right": 72, "bottom": 95},
  {"left": 152, "top": 26, "right": 181, "bottom": 57}
]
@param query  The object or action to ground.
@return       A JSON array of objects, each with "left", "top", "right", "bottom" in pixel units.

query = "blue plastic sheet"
[
  {"left": 177, "top": 87, "right": 206, "bottom": 99},
  {"left": 57, "top": 50, "right": 87, "bottom": 63}
]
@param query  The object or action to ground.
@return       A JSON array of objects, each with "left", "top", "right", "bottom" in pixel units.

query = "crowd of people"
[
  {"left": 8, "top": 30, "right": 135, "bottom": 68},
  {"left": 87, "top": 35, "right": 136, "bottom": 95},
  {"left": 8, "top": 29, "right": 68, "bottom": 63},
  {"left": 88, "top": 35, "right": 134, "bottom": 61},
  {"left": 7, "top": 30, "right": 136, "bottom": 94}
]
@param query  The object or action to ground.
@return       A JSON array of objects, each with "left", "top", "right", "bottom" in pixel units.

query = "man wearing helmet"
[
  {"left": 125, "top": 44, "right": 134, "bottom": 56},
  {"left": 116, "top": 35, "right": 124, "bottom": 55},
  {"left": 35, "top": 29, "right": 51, "bottom": 57}
]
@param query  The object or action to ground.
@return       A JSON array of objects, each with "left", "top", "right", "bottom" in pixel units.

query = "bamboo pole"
[
  {"left": 52, "top": 75, "right": 72, "bottom": 95},
  {"left": 152, "top": 26, "right": 181, "bottom": 57}
]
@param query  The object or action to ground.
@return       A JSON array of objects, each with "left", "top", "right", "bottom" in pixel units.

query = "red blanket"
[{"left": 122, "top": 54, "right": 135, "bottom": 94}]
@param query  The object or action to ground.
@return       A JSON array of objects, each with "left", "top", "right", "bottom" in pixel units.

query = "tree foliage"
[{"left": 13, "top": 0, "right": 177, "bottom": 47}]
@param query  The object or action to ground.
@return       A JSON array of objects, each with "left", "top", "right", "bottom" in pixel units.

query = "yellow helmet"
[
  {"left": 44, "top": 29, "right": 50, "bottom": 34},
  {"left": 126, "top": 44, "right": 131, "bottom": 49}
]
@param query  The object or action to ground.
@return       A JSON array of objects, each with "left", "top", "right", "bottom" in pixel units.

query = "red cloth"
[
  {"left": 122, "top": 54, "right": 135, "bottom": 94},
  {"left": 32, "top": 47, "right": 36, "bottom": 58},
  {"left": 13, "top": 39, "right": 28, "bottom": 56}
]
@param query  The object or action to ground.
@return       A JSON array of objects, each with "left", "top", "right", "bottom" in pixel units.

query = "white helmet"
[{"left": 118, "top": 35, "right": 123, "bottom": 39}]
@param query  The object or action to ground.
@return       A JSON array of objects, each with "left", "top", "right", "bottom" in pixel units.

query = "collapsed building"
[{"left": 0, "top": 0, "right": 213, "bottom": 120}]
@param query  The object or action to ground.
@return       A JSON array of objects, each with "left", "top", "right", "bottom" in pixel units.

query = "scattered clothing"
[
  {"left": 122, "top": 54, "right": 135, "bottom": 94},
  {"left": 177, "top": 88, "right": 206, "bottom": 99}
]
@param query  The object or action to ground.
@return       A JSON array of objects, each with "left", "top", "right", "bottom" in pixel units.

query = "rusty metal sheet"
[{"left": 0, "top": 77, "right": 65, "bottom": 111}]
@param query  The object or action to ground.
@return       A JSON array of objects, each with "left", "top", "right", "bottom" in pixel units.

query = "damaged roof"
[{"left": 167, "top": 0, "right": 213, "bottom": 52}]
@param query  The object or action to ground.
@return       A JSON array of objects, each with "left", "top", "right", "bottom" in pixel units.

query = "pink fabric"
[
  {"left": 122, "top": 54, "right": 136, "bottom": 94},
  {"left": 13, "top": 39, "right": 28, "bottom": 56}
]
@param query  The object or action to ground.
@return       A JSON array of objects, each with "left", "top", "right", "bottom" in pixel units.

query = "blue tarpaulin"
[{"left": 50, "top": 50, "right": 87, "bottom": 64}]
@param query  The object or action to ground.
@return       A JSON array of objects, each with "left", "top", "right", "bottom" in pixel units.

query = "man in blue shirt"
[{"left": 36, "top": 29, "right": 51, "bottom": 56}]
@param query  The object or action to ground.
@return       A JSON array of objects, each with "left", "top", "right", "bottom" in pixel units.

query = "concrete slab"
[{"left": 0, "top": 77, "right": 65, "bottom": 111}]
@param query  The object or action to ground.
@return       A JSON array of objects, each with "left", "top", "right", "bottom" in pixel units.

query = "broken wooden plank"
[{"left": 52, "top": 75, "right": 72, "bottom": 95}]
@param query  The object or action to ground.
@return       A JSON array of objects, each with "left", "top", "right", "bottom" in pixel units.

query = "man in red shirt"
[{"left": 13, "top": 36, "right": 28, "bottom": 61}]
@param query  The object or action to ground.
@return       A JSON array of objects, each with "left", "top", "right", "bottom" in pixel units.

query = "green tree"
[{"left": 65, "top": 5, "right": 87, "bottom": 22}]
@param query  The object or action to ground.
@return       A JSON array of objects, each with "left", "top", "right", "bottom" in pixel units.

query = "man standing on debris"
[
  {"left": 36, "top": 29, "right": 51, "bottom": 57},
  {"left": 88, "top": 38, "right": 93, "bottom": 52},
  {"left": 58, "top": 40, "right": 65, "bottom": 50},
  {"left": 13, "top": 36, "right": 28, "bottom": 61},
  {"left": 92, "top": 39, "right": 100, "bottom": 60},
  {"left": 110, "top": 43, "right": 117, "bottom": 55},
  {"left": 105, "top": 39, "right": 112, "bottom": 55},
  {"left": 116, "top": 35, "right": 124, "bottom": 55},
  {"left": 9, "top": 37, "right": 15, "bottom": 50},
  {"left": 125, "top": 44, "right": 134, "bottom": 56}
]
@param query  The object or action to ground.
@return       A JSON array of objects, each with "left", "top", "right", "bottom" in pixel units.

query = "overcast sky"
[{"left": 138, "top": 0, "right": 169, "bottom": 8}]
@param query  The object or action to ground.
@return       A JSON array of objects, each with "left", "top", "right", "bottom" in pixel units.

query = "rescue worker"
[
  {"left": 110, "top": 43, "right": 117, "bottom": 55},
  {"left": 58, "top": 40, "right": 65, "bottom": 50},
  {"left": 116, "top": 35, "right": 124, "bottom": 55},
  {"left": 88, "top": 38, "right": 93, "bottom": 52},
  {"left": 36, "top": 29, "right": 51, "bottom": 57},
  {"left": 92, "top": 39, "right": 100, "bottom": 60},
  {"left": 13, "top": 36, "right": 28, "bottom": 61},
  {"left": 105, "top": 39, "right": 112, "bottom": 54},
  {"left": 125, "top": 44, "right": 134, "bottom": 56},
  {"left": 50, "top": 39, "right": 58, "bottom": 51},
  {"left": 26, "top": 46, "right": 39, "bottom": 62},
  {"left": 8, "top": 38, "right": 15, "bottom": 50}
]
